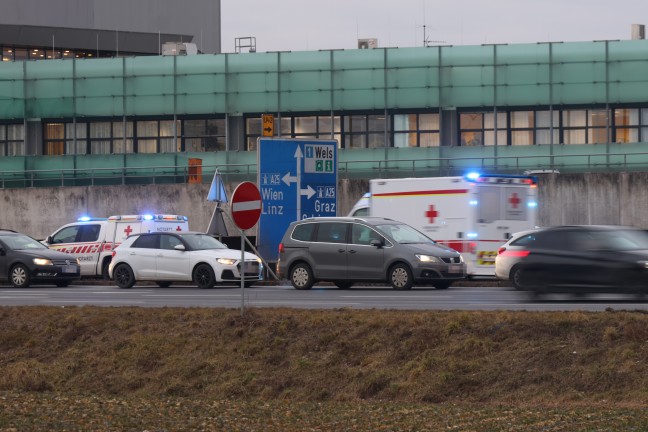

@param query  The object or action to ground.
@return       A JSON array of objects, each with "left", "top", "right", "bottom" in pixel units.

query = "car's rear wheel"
[
  {"left": 510, "top": 266, "right": 527, "bottom": 291},
  {"left": 10, "top": 264, "right": 30, "bottom": 288},
  {"left": 55, "top": 281, "right": 71, "bottom": 287},
  {"left": 335, "top": 281, "right": 353, "bottom": 289},
  {"left": 156, "top": 281, "right": 172, "bottom": 288},
  {"left": 389, "top": 263, "right": 413, "bottom": 290},
  {"left": 290, "top": 263, "right": 314, "bottom": 290},
  {"left": 114, "top": 264, "right": 136, "bottom": 289},
  {"left": 193, "top": 264, "right": 215, "bottom": 289}
]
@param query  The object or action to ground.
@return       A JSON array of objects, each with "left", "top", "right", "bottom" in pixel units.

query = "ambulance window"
[
  {"left": 351, "top": 207, "right": 369, "bottom": 217},
  {"left": 131, "top": 235, "right": 159, "bottom": 249},
  {"left": 477, "top": 186, "right": 500, "bottom": 223},
  {"left": 51, "top": 226, "right": 80, "bottom": 244},
  {"left": 78, "top": 225, "right": 101, "bottom": 242}
]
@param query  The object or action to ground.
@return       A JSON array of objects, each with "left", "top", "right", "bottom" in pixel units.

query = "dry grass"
[{"left": 0, "top": 306, "right": 647, "bottom": 430}]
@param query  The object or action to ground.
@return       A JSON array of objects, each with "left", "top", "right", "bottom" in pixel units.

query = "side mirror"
[
  {"left": 174, "top": 244, "right": 186, "bottom": 251},
  {"left": 46, "top": 236, "right": 53, "bottom": 245},
  {"left": 370, "top": 239, "right": 383, "bottom": 248},
  {"left": 0, "top": 247, "right": 5, "bottom": 256}
]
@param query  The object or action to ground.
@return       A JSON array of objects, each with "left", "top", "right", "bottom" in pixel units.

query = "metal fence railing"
[{"left": 2, "top": 152, "right": 648, "bottom": 189}]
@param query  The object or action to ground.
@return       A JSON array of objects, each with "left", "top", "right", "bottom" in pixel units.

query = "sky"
[{"left": 221, "top": 0, "right": 648, "bottom": 53}]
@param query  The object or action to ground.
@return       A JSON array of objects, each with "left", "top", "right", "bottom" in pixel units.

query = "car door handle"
[
  {"left": 338, "top": 249, "right": 345, "bottom": 253},
  {"left": 348, "top": 249, "right": 357, "bottom": 254}
]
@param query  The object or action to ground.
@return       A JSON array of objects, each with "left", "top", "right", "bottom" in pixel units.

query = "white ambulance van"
[
  {"left": 43, "top": 214, "right": 189, "bottom": 278},
  {"left": 348, "top": 174, "right": 538, "bottom": 278}
]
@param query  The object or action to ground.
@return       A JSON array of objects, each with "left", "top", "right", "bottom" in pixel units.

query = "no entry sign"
[{"left": 230, "top": 181, "right": 262, "bottom": 230}]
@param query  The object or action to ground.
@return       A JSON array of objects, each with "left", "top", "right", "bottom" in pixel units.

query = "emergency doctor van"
[
  {"left": 348, "top": 174, "right": 538, "bottom": 278},
  {"left": 43, "top": 214, "right": 189, "bottom": 278}
]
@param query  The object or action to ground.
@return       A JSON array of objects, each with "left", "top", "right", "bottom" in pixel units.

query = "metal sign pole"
[{"left": 240, "top": 231, "right": 245, "bottom": 315}]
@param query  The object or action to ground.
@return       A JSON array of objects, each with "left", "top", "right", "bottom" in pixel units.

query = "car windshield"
[
  {"left": 1, "top": 234, "right": 48, "bottom": 250},
  {"left": 374, "top": 223, "right": 436, "bottom": 244},
  {"left": 181, "top": 234, "right": 228, "bottom": 251}
]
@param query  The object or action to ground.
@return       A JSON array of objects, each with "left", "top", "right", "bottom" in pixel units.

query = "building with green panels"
[{"left": 2, "top": 39, "right": 648, "bottom": 182}]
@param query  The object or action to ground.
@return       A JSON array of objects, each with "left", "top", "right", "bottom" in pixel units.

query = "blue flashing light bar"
[{"left": 142, "top": 214, "right": 154, "bottom": 221}]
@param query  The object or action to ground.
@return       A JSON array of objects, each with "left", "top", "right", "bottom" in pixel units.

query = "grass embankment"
[{"left": 1, "top": 306, "right": 647, "bottom": 431}]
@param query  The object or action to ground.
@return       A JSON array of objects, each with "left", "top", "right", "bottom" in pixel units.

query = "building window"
[
  {"left": 44, "top": 123, "right": 65, "bottom": 155},
  {"left": 535, "top": 110, "right": 559, "bottom": 145},
  {"left": 343, "top": 114, "right": 389, "bottom": 149},
  {"left": 0, "top": 124, "right": 25, "bottom": 156},
  {"left": 510, "top": 111, "right": 534, "bottom": 145},
  {"left": 113, "top": 121, "right": 134, "bottom": 154},
  {"left": 394, "top": 113, "right": 440, "bottom": 147},
  {"left": 562, "top": 109, "right": 608, "bottom": 144},
  {"left": 90, "top": 122, "right": 111, "bottom": 154},
  {"left": 460, "top": 113, "right": 483, "bottom": 146},
  {"left": 184, "top": 118, "right": 226, "bottom": 152},
  {"left": 246, "top": 115, "right": 341, "bottom": 151},
  {"left": 614, "top": 108, "right": 640, "bottom": 143}
]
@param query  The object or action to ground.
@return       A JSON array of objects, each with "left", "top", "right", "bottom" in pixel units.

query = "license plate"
[
  {"left": 448, "top": 264, "right": 462, "bottom": 273},
  {"left": 62, "top": 265, "right": 77, "bottom": 274}
]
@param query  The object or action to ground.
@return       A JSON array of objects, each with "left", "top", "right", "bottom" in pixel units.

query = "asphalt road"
[{"left": 1, "top": 283, "right": 647, "bottom": 311}]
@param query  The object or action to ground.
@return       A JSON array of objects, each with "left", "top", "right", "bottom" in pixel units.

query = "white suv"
[{"left": 109, "top": 232, "right": 263, "bottom": 289}]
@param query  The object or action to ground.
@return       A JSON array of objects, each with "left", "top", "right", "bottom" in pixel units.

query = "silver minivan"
[{"left": 277, "top": 217, "right": 466, "bottom": 290}]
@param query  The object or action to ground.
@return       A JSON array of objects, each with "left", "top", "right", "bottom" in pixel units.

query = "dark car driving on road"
[
  {"left": 277, "top": 217, "right": 466, "bottom": 290},
  {"left": 0, "top": 229, "right": 81, "bottom": 288},
  {"left": 496, "top": 225, "right": 648, "bottom": 297}
]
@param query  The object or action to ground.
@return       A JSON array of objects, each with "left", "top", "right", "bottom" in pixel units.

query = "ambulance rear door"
[{"left": 473, "top": 176, "right": 537, "bottom": 277}]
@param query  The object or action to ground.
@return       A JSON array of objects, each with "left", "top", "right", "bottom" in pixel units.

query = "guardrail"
[{"left": 2, "top": 152, "right": 648, "bottom": 188}]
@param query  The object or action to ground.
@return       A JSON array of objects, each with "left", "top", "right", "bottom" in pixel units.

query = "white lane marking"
[
  {"left": 341, "top": 295, "right": 452, "bottom": 299},
  {"left": 46, "top": 300, "right": 146, "bottom": 304},
  {"left": 144, "top": 294, "right": 241, "bottom": 297}
]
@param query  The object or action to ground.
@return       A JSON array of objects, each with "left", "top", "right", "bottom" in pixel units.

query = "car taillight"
[
  {"left": 278, "top": 243, "right": 284, "bottom": 253},
  {"left": 501, "top": 250, "right": 530, "bottom": 257},
  {"left": 112, "top": 251, "right": 116, "bottom": 258},
  {"left": 498, "top": 247, "right": 506, "bottom": 255}
]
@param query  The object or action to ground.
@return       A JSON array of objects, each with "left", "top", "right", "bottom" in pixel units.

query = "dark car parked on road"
[
  {"left": 0, "top": 229, "right": 81, "bottom": 288},
  {"left": 496, "top": 225, "right": 648, "bottom": 297},
  {"left": 277, "top": 217, "right": 466, "bottom": 290}
]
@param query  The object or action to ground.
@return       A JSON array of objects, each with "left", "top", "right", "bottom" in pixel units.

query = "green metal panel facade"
[{"left": 2, "top": 40, "right": 648, "bottom": 119}]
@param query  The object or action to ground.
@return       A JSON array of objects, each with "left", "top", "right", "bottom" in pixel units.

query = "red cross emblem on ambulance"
[
  {"left": 509, "top": 193, "right": 521, "bottom": 209},
  {"left": 425, "top": 205, "right": 438, "bottom": 223},
  {"left": 124, "top": 225, "right": 133, "bottom": 236}
]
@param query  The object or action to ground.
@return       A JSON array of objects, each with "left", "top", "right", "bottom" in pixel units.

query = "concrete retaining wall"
[{"left": 1, "top": 173, "right": 647, "bottom": 240}]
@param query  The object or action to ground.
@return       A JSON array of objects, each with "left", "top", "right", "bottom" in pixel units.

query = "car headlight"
[
  {"left": 217, "top": 258, "right": 237, "bottom": 266},
  {"left": 638, "top": 260, "right": 648, "bottom": 269},
  {"left": 416, "top": 254, "right": 440, "bottom": 263},
  {"left": 33, "top": 258, "right": 53, "bottom": 266}
]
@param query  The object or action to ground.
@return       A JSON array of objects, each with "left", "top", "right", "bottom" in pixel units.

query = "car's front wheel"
[
  {"left": 290, "top": 263, "right": 314, "bottom": 290},
  {"left": 434, "top": 281, "right": 452, "bottom": 290},
  {"left": 193, "top": 264, "right": 215, "bottom": 289},
  {"left": 10, "top": 264, "right": 30, "bottom": 288},
  {"left": 114, "top": 264, "right": 136, "bottom": 289},
  {"left": 389, "top": 263, "right": 413, "bottom": 290}
]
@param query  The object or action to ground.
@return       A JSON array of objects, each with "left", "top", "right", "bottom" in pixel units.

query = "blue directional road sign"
[{"left": 257, "top": 138, "right": 337, "bottom": 262}]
